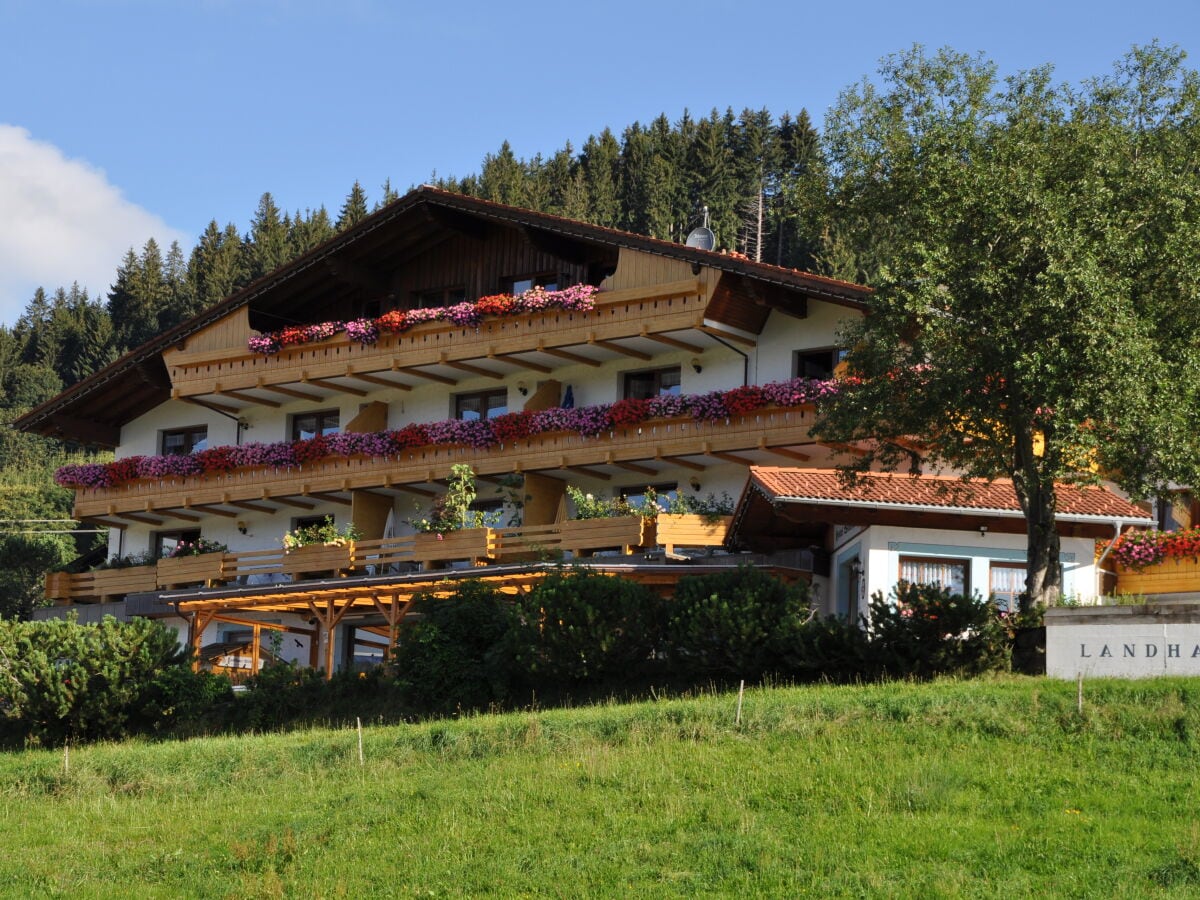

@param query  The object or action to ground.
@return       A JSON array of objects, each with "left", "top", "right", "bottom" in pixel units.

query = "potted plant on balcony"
[
  {"left": 412, "top": 464, "right": 496, "bottom": 567},
  {"left": 560, "top": 486, "right": 656, "bottom": 557},
  {"left": 656, "top": 492, "right": 735, "bottom": 556},
  {"left": 157, "top": 538, "right": 230, "bottom": 588},
  {"left": 281, "top": 517, "right": 359, "bottom": 579}
]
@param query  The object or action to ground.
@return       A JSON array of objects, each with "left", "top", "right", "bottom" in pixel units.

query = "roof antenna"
[{"left": 685, "top": 205, "right": 715, "bottom": 251}]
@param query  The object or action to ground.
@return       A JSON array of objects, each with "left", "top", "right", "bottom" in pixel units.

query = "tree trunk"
[{"left": 1011, "top": 423, "right": 1063, "bottom": 606}]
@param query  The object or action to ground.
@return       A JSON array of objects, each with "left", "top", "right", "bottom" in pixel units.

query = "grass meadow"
[{"left": 1, "top": 676, "right": 1198, "bottom": 898}]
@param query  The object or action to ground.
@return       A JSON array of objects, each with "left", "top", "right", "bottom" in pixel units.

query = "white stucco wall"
[{"left": 829, "top": 523, "right": 1100, "bottom": 620}]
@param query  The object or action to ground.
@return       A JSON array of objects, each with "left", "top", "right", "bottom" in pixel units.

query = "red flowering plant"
[
  {"left": 488, "top": 411, "right": 533, "bottom": 442},
  {"left": 476, "top": 293, "right": 515, "bottom": 316},
  {"left": 608, "top": 397, "right": 651, "bottom": 427},
  {"left": 376, "top": 309, "right": 407, "bottom": 333},
  {"left": 723, "top": 385, "right": 764, "bottom": 416}
]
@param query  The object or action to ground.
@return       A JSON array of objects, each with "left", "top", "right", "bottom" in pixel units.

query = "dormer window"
[
  {"left": 415, "top": 286, "right": 468, "bottom": 309},
  {"left": 503, "top": 273, "right": 560, "bottom": 294},
  {"left": 161, "top": 426, "right": 207, "bottom": 456}
]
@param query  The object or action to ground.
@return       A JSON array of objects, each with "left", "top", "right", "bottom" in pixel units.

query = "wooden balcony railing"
[
  {"left": 45, "top": 515, "right": 729, "bottom": 603},
  {"left": 1114, "top": 558, "right": 1200, "bottom": 596},
  {"left": 72, "top": 407, "right": 816, "bottom": 520},
  {"left": 162, "top": 280, "right": 711, "bottom": 399}
]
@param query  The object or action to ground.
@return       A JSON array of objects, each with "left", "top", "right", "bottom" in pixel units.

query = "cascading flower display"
[
  {"left": 1107, "top": 527, "right": 1200, "bottom": 570},
  {"left": 245, "top": 284, "right": 602, "bottom": 355},
  {"left": 54, "top": 376, "right": 841, "bottom": 489}
]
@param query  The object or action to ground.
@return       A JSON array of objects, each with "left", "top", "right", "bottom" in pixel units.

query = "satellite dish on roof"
[{"left": 685, "top": 226, "right": 716, "bottom": 251}]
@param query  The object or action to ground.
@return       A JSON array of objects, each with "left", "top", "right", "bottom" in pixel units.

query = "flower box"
[
  {"left": 559, "top": 517, "right": 656, "bottom": 557},
  {"left": 413, "top": 528, "right": 496, "bottom": 569},
  {"left": 656, "top": 515, "right": 732, "bottom": 555},
  {"left": 1114, "top": 557, "right": 1200, "bottom": 596},
  {"left": 281, "top": 544, "right": 353, "bottom": 580},
  {"left": 157, "top": 553, "right": 227, "bottom": 589}
]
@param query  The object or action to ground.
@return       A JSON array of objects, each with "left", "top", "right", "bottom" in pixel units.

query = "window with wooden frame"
[
  {"left": 622, "top": 367, "right": 681, "bottom": 400},
  {"left": 160, "top": 426, "right": 208, "bottom": 456},
  {"left": 502, "top": 273, "right": 560, "bottom": 294},
  {"left": 291, "top": 410, "right": 340, "bottom": 441},
  {"left": 898, "top": 555, "right": 969, "bottom": 595},
  {"left": 454, "top": 389, "right": 508, "bottom": 422},
  {"left": 793, "top": 347, "right": 849, "bottom": 380},
  {"left": 989, "top": 562, "right": 1026, "bottom": 613},
  {"left": 414, "top": 286, "right": 468, "bottom": 309},
  {"left": 152, "top": 528, "right": 201, "bottom": 560}
]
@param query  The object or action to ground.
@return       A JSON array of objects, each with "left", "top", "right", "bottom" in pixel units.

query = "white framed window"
[{"left": 899, "top": 555, "right": 969, "bottom": 595}]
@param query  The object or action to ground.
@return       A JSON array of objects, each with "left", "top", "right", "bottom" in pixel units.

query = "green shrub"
[
  {"left": 510, "top": 567, "right": 663, "bottom": 683},
  {"left": 864, "top": 583, "right": 1009, "bottom": 679},
  {"left": 666, "top": 565, "right": 812, "bottom": 678},
  {"left": 792, "top": 614, "right": 871, "bottom": 683},
  {"left": 0, "top": 615, "right": 210, "bottom": 746},
  {"left": 390, "top": 580, "right": 513, "bottom": 713}
]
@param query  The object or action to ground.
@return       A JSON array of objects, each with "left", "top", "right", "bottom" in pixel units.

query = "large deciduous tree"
[{"left": 814, "top": 44, "right": 1200, "bottom": 604}]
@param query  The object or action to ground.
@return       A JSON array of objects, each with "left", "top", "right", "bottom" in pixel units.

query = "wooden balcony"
[
  {"left": 72, "top": 406, "right": 825, "bottom": 522},
  {"left": 45, "top": 515, "right": 722, "bottom": 604},
  {"left": 161, "top": 280, "right": 730, "bottom": 405},
  {"left": 1114, "top": 558, "right": 1200, "bottom": 596}
]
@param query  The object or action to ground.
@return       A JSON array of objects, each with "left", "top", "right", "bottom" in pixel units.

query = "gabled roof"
[
  {"left": 730, "top": 467, "right": 1152, "bottom": 548},
  {"left": 746, "top": 467, "right": 1152, "bottom": 522},
  {"left": 16, "top": 186, "right": 870, "bottom": 446}
]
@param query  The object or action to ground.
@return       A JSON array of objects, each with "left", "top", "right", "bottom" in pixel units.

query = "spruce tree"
[{"left": 336, "top": 181, "right": 369, "bottom": 231}]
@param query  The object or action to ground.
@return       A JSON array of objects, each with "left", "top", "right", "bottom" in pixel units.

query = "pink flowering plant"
[
  {"left": 1106, "top": 528, "right": 1200, "bottom": 570},
  {"left": 54, "top": 376, "right": 841, "bottom": 490},
  {"left": 245, "top": 284, "right": 603, "bottom": 355},
  {"left": 165, "top": 538, "right": 228, "bottom": 558}
]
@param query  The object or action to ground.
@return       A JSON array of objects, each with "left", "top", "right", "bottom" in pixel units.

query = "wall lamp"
[{"left": 690, "top": 358, "right": 703, "bottom": 374}]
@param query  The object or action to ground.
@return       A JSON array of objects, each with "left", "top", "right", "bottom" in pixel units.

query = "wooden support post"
[{"left": 251, "top": 623, "right": 262, "bottom": 676}]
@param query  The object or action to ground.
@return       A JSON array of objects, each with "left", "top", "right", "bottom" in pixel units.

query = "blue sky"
[{"left": 0, "top": 0, "right": 1195, "bottom": 326}]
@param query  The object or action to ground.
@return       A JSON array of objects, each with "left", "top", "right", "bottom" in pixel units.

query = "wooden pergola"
[{"left": 163, "top": 560, "right": 816, "bottom": 679}]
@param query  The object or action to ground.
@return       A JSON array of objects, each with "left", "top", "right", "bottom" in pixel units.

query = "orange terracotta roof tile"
[{"left": 748, "top": 467, "right": 1153, "bottom": 521}]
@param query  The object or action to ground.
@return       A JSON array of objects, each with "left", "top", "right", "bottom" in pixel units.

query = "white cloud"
[{"left": 0, "top": 125, "right": 187, "bottom": 326}]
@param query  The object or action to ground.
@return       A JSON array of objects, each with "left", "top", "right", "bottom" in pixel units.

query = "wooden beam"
[
  {"left": 343, "top": 370, "right": 412, "bottom": 391},
  {"left": 80, "top": 516, "right": 127, "bottom": 530},
  {"left": 156, "top": 509, "right": 202, "bottom": 522},
  {"left": 214, "top": 388, "right": 280, "bottom": 408},
  {"left": 267, "top": 496, "right": 316, "bottom": 510},
  {"left": 563, "top": 464, "right": 610, "bottom": 481},
  {"left": 386, "top": 482, "right": 436, "bottom": 498},
  {"left": 181, "top": 396, "right": 241, "bottom": 416},
  {"left": 588, "top": 335, "right": 652, "bottom": 361},
  {"left": 228, "top": 501, "right": 277, "bottom": 515},
  {"left": 118, "top": 512, "right": 165, "bottom": 526},
  {"left": 608, "top": 455, "right": 657, "bottom": 476},
  {"left": 423, "top": 205, "right": 488, "bottom": 240},
  {"left": 656, "top": 453, "right": 707, "bottom": 472},
  {"left": 440, "top": 354, "right": 503, "bottom": 380},
  {"left": 764, "top": 445, "right": 812, "bottom": 462},
  {"left": 306, "top": 491, "right": 352, "bottom": 506},
  {"left": 641, "top": 328, "right": 704, "bottom": 354},
  {"left": 490, "top": 352, "right": 552, "bottom": 374},
  {"left": 538, "top": 342, "right": 601, "bottom": 367},
  {"left": 710, "top": 450, "right": 755, "bottom": 466},
  {"left": 187, "top": 504, "right": 238, "bottom": 518},
  {"left": 818, "top": 441, "right": 871, "bottom": 458},
  {"left": 258, "top": 382, "right": 323, "bottom": 403},
  {"left": 394, "top": 366, "right": 457, "bottom": 386},
  {"left": 301, "top": 376, "right": 367, "bottom": 397},
  {"left": 697, "top": 323, "right": 757, "bottom": 347}
]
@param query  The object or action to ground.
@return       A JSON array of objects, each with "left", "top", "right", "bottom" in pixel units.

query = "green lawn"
[{"left": 1, "top": 676, "right": 1199, "bottom": 898}]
